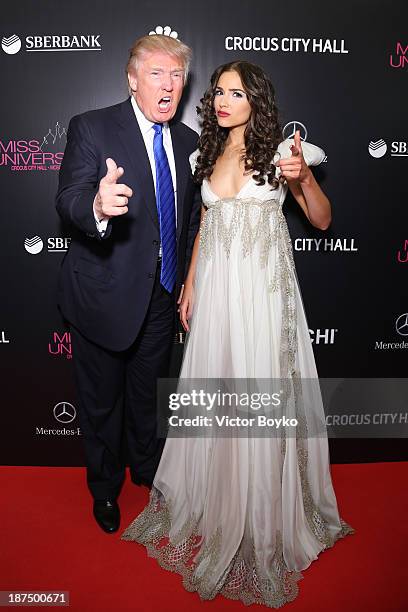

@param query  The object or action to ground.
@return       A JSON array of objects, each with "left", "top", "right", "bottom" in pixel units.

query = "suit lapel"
[
  {"left": 170, "top": 123, "right": 188, "bottom": 241},
  {"left": 114, "top": 99, "right": 159, "bottom": 230},
  {"left": 114, "top": 99, "right": 190, "bottom": 239}
]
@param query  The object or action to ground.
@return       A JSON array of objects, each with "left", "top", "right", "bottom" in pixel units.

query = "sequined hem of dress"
[
  {"left": 121, "top": 486, "right": 355, "bottom": 609},
  {"left": 122, "top": 192, "right": 356, "bottom": 608}
]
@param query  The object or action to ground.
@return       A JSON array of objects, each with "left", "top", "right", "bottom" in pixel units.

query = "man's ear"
[{"left": 127, "top": 71, "right": 137, "bottom": 92}]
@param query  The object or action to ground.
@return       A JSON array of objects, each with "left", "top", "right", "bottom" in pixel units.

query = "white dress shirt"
[{"left": 94, "top": 96, "right": 178, "bottom": 244}]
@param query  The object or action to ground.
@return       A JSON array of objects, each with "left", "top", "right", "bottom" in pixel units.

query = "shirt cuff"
[{"left": 93, "top": 207, "right": 109, "bottom": 235}]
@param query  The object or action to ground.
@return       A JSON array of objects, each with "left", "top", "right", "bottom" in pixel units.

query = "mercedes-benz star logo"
[
  {"left": 53, "top": 402, "right": 76, "bottom": 423},
  {"left": 282, "top": 121, "right": 308, "bottom": 142},
  {"left": 396, "top": 313, "right": 408, "bottom": 336}
]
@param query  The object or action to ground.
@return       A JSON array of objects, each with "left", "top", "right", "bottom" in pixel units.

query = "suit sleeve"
[
  {"left": 184, "top": 182, "right": 202, "bottom": 279},
  {"left": 55, "top": 114, "right": 112, "bottom": 240}
]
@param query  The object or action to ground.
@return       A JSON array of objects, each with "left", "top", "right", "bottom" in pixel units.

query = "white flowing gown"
[{"left": 122, "top": 138, "right": 354, "bottom": 608}]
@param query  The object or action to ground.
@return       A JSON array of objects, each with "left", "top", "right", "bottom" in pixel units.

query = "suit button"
[
  {"left": 148, "top": 273, "right": 154, "bottom": 278},
  {"left": 152, "top": 240, "right": 159, "bottom": 245}
]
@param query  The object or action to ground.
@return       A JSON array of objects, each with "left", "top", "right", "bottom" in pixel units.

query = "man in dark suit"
[{"left": 56, "top": 34, "right": 200, "bottom": 533}]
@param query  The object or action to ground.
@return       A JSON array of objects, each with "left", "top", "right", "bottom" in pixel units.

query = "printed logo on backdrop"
[
  {"left": 368, "top": 139, "right": 387, "bottom": 158},
  {"left": 368, "top": 139, "right": 408, "bottom": 158},
  {"left": 48, "top": 332, "right": 72, "bottom": 360},
  {"left": 40, "top": 122, "right": 66, "bottom": 150},
  {"left": 24, "top": 236, "right": 71, "bottom": 254},
  {"left": 396, "top": 314, "right": 408, "bottom": 337},
  {"left": 175, "top": 329, "right": 337, "bottom": 346},
  {"left": 149, "top": 25, "right": 178, "bottom": 39},
  {"left": 309, "top": 329, "right": 338, "bottom": 345},
  {"left": 225, "top": 36, "right": 349, "bottom": 54},
  {"left": 283, "top": 121, "right": 308, "bottom": 142},
  {"left": 0, "top": 331, "right": 10, "bottom": 344},
  {"left": 36, "top": 402, "right": 81, "bottom": 437},
  {"left": 1, "top": 121, "right": 66, "bottom": 172},
  {"left": 1, "top": 34, "right": 21, "bottom": 54},
  {"left": 24, "top": 236, "right": 43, "bottom": 254},
  {"left": 389, "top": 42, "right": 407, "bottom": 69},
  {"left": 374, "top": 313, "right": 408, "bottom": 351},
  {"left": 174, "top": 330, "right": 185, "bottom": 345},
  {"left": 324, "top": 378, "right": 408, "bottom": 438},
  {"left": 53, "top": 402, "right": 76, "bottom": 423},
  {"left": 282, "top": 122, "right": 328, "bottom": 162},
  {"left": 294, "top": 238, "right": 358, "bottom": 252},
  {"left": 1, "top": 33, "right": 101, "bottom": 54},
  {"left": 397, "top": 240, "right": 408, "bottom": 263}
]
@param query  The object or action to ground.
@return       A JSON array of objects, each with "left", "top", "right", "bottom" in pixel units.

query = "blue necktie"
[{"left": 152, "top": 123, "right": 177, "bottom": 293}]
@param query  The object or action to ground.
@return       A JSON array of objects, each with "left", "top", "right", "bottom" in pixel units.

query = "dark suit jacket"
[{"left": 56, "top": 98, "right": 201, "bottom": 351}]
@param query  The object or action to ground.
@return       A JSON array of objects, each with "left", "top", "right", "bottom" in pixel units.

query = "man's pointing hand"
[{"left": 94, "top": 158, "right": 133, "bottom": 220}]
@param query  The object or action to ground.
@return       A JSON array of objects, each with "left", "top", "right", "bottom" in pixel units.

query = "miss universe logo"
[
  {"left": 49, "top": 332, "right": 72, "bottom": 359},
  {"left": 0, "top": 121, "right": 66, "bottom": 171},
  {"left": 397, "top": 240, "right": 408, "bottom": 263},
  {"left": 389, "top": 42, "right": 407, "bottom": 69}
]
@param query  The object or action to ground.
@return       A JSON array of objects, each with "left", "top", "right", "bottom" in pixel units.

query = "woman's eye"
[
  {"left": 215, "top": 90, "right": 222, "bottom": 96},
  {"left": 233, "top": 91, "right": 243, "bottom": 98}
]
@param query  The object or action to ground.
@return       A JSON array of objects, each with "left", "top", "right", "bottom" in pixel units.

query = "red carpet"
[{"left": 0, "top": 463, "right": 407, "bottom": 611}]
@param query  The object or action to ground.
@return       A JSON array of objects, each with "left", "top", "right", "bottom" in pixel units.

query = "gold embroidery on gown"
[{"left": 122, "top": 140, "right": 355, "bottom": 608}]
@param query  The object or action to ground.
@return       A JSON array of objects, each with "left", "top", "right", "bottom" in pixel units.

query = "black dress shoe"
[{"left": 93, "top": 500, "right": 120, "bottom": 533}]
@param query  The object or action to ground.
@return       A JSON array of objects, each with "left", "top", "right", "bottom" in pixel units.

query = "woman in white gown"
[{"left": 122, "top": 61, "right": 354, "bottom": 608}]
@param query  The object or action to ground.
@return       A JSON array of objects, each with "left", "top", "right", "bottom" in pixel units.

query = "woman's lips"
[{"left": 217, "top": 111, "right": 230, "bottom": 117}]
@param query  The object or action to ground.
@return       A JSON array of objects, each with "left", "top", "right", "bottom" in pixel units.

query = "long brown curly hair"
[{"left": 194, "top": 61, "right": 282, "bottom": 188}]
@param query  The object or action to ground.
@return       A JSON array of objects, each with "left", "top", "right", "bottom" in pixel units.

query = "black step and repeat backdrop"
[{"left": 1, "top": 0, "right": 407, "bottom": 465}]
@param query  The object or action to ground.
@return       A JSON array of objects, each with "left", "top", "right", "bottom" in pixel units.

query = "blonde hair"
[{"left": 126, "top": 34, "right": 192, "bottom": 82}]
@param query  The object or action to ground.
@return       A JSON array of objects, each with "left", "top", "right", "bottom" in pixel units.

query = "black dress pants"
[{"left": 70, "top": 261, "right": 175, "bottom": 501}]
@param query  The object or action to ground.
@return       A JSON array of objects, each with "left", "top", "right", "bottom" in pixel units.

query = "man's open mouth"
[{"left": 158, "top": 96, "right": 171, "bottom": 111}]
